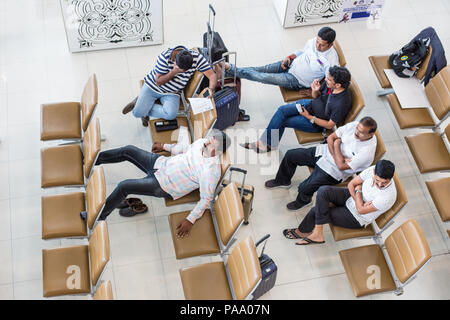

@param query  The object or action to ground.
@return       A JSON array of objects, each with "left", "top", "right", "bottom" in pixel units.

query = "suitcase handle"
[
  {"left": 207, "top": 4, "right": 216, "bottom": 63},
  {"left": 228, "top": 167, "right": 247, "bottom": 201},
  {"left": 221, "top": 51, "right": 237, "bottom": 87},
  {"left": 255, "top": 234, "right": 270, "bottom": 258}
]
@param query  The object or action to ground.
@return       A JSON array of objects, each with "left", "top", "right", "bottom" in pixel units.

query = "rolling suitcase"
[
  {"left": 252, "top": 234, "right": 277, "bottom": 300},
  {"left": 212, "top": 86, "right": 239, "bottom": 130},
  {"left": 221, "top": 167, "right": 254, "bottom": 225},
  {"left": 203, "top": 4, "right": 228, "bottom": 64}
]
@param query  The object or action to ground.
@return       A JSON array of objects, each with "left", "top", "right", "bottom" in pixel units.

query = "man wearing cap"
[{"left": 122, "top": 45, "right": 217, "bottom": 126}]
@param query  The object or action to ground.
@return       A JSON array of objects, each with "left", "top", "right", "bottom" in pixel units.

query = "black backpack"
[{"left": 389, "top": 38, "right": 430, "bottom": 78}]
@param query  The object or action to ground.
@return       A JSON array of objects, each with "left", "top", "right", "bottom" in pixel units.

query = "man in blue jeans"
[
  {"left": 122, "top": 45, "right": 217, "bottom": 126},
  {"left": 242, "top": 66, "right": 352, "bottom": 152},
  {"left": 214, "top": 27, "right": 339, "bottom": 90}
]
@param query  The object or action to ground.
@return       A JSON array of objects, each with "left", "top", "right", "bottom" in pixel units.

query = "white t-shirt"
[
  {"left": 315, "top": 121, "right": 377, "bottom": 181},
  {"left": 289, "top": 37, "right": 340, "bottom": 87},
  {"left": 346, "top": 166, "right": 397, "bottom": 227}
]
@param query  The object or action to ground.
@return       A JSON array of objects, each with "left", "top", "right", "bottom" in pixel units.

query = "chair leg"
[
  {"left": 376, "top": 88, "right": 394, "bottom": 96},
  {"left": 101, "top": 134, "right": 107, "bottom": 142},
  {"left": 394, "top": 287, "right": 404, "bottom": 296}
]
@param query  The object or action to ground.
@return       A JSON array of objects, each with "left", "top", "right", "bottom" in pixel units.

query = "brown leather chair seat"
[
  {"left": 41, "top": 118, "right": 101, "bottom": 188},
  {"left": 40, "top": 74, "right": 98, "bottom": 141},
  {"left": 368, "top": 55, "right": 392, "bottom": 89},
  {"left": 340, "top": 219, "right": 431, "bottom": 297},
  {"left": 425, "top": 177, "right": 450, "bottom": 222},
  {"left": 425, "top": 65, "right": 449, "bottom": 122},
  {"left": 180, "top": 236, "right": 261, "bottom": 300},
  {"left": 41, "top": 167, "right": 106, "bottom": 240},
  {"left": 168, "top": 183, "right": 244, "bottom": 260},
  {"left": 148, "top": 116, "right": 190, "bottom": 157},
  {"left": 405, "top": 124, "right": 450, "bottom": 173},
  {"left": 42, "top": 221, "right": 110, "bottom": 298},
  {"left": 385, "top": 93, "right": 434, "bottom": 129},
  {"left": 93, "top": 280, "right": 114, "bottom": 300}
]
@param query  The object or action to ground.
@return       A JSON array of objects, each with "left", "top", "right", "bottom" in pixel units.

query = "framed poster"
[
  {"left": 281, "top": 0, "right": 343, "bottom": 28},
  {"left": 338, "top": 0, "right": 385, "bottom": 23},
  {"left": 60, "top": 0, "right": 163, "bottom": 52}
]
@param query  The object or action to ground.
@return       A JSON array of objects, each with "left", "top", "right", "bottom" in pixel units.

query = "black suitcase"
[
  {"left": 212, "top": 86, "right": 239, "bottom": 130},
  {"left": 203, "top": 4, "right": 229, "bottom": 64},
  {"left": 252, "top": 234, "right": 277, "bottom": 300}
]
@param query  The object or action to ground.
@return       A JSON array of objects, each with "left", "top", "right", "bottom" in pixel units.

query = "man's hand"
[
  {"left": 171, "top": 64, "right": 185, "bottom": 75},
  {"left": 176, "top": 219, "right": 193, "bottom": 238},
  {"left": 311, "top": 78, "right": 321, "bottom": 92},
  {"left": 344, "top": 158, "right": 352, "bottom": 163},
  {"left": 355, "top": 185, "right": 362, "bottom": 192},
  {"left": 152, "top": 142, "right": 164, "bottom": 153},
  {"left": 333, "top": 138, "right": 342, "bottom": 150},
  {"left": 281, "top": 56, "right": 291, "bottom": 70},
  {"left": 298, "top": 105, "right": 310, "bottom": 118}
]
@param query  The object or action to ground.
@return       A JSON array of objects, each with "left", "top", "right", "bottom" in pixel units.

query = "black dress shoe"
[
  {"left": 286, "top": 201, "right": 305, "bottom": 211},
  {"left": 122, "top": 97, "right": 138, "bottom": 114},
  {"left": 119, "top": 203, "right": 148, "bottom": 217},
  {"left": 141, "top": 116, "right": 149, "bottom": 127},
  {"left": 264, "top": 179, "right": 291, "bottom": 189}
]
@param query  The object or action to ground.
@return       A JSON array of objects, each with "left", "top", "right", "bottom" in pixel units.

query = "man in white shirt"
[
  {"left": 283, "top": 160, "right": 397, "bottom": 245},
  {"left": 215, "top": 27, "right": 339, "bottom": 90},
  {"left": 265, "top": 117, "right": 378, "bottom": 211}
]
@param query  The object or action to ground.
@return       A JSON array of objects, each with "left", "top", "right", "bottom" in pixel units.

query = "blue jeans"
[
  {"left": 226, "top": 61, "right": 304, "bottom": 90},
  {"left": 133, "top": 84, "right": 180, "bottom": 120},
  {"left": 260, "top": 99, "right": 321, "bottom": 148}
]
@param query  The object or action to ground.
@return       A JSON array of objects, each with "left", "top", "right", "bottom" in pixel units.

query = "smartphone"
[
  {"left": 203, "top": 90, "right": 210, "bottom": 98},
  {"left": 296, "top": 103, "right": 303, "bottom": 113}
]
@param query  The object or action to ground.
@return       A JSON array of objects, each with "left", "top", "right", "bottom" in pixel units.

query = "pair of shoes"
[
  {"left": 286, "top": 200, "right": 305, "bottom": 211},
  {"left": 295, "top": 237, "right": 325, "bottom": 246},
  {"left": 264, "top": 179, "right": 291, "bottom": 189},
  {"left": 283, "top": 228, "right": 312, "bottom": 239},
  {"left": 122, "top": 97, "right": 138, "bottom": 114},
  {"left": 117, "top": 197, "right": 143, "bottom": 209},
  {"left": 119, "top": 203, "right": 148, "bottom": 217},
  {"left": 240, "top": 142, "right": 271, "bottom": 153},
  {"left": 141, "top": 116, "right": 149, "bottom": 127}
]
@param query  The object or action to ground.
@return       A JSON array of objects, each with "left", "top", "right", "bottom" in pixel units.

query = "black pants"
[
  {"left": 275, "top": 147, "right": 340, "bottom": 206},
  {"left": 96, "top": 145, "right": 171, "bottom": 220},
  {"left": 298, "top": 186, "right": 362, "bottom": 233}
]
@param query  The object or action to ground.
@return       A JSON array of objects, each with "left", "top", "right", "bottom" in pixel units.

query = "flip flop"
[
  {"left": 283, "top": 228, "right": 302, "bottom": 239},
  {"left": 295, "top": 237, "right": 325, "bottom": 245}
]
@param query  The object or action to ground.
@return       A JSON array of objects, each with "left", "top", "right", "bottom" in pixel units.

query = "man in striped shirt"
[
  {"left": 93, "top": 130, "right": 231, "bottom": 237},
  {"left": 123, "top": 45, "right": 217, "bottom": 126}
]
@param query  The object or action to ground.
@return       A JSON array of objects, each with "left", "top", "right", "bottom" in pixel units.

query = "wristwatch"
[
  {"left": 310, "top": 116, "right": 316, "bottom": 124},
  {"left": 355, "top": 189, "right": 361, "bottom": 194}
]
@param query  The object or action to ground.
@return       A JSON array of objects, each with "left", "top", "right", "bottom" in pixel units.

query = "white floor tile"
[
  {"left": 0, "top": 200, "right": 11, "bottom": 241},
  {"left": 0, "top": 284, "right": 13, "bottom": 300},
  {"left": 0, "top": 240, "right": 13, "bottom": 285}
]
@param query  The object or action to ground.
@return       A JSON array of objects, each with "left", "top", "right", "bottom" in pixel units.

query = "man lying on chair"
[{"left": 86, "top": 129, "right": 231, "bottom": 237}]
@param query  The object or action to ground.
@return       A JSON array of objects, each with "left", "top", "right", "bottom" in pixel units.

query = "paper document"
[
  {"left": 189, "top": 98, "right": 213, "bottom": 115},
  {"left": 383, "top": 69, "right": 431, "bottom": 109}
]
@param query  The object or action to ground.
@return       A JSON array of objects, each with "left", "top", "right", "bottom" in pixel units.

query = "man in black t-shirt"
[{"left": 241, "top": 66, "right": 352, "bottom": 153}]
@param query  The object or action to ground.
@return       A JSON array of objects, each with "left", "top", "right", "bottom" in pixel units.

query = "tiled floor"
[{"left": 0, "top": 0, "right": 449, "bottom": 300}]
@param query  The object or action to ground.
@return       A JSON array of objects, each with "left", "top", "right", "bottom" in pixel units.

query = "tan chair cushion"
[
  {"left": 330, "top": 224, "right": 375, "bottom": 241},
  {"left": 373, "top": 130, "right": 386, "bottom": 165},
  {"left": 41, "top": 192, "right": 87, "bottom": 240},
  {"left": 184, "top": 70, "right": 204, "bottom": 99},
  {"left": 86, "top": 167, "right": 106, "bottom": 229},
  {"left": 93, "top": 280, "right": 114, "bottom": 300},
  {"left": 214, "top": 183, "right": 244, "bottom": 246},
  {"left": 180, "top": 261, "right": 232, "bottom": 300},
  {"left": 385, "top": 219, "right": 431, "bottom": 283},
  {"left": 191, "top": 88, "right": 217, "bottom": 141},
  {"left": 415, "top": 46, "right": 432, "bottom": 81},
  {"left": 168, "top": 210, "right": 219, "bottom": 259},
  {"left": 40, "top": 102, "right": 82, "bottom": 141},
  {"left": 83, "top": 118, "right": 101, "bottom": 179},
  {"left": 386, "top": 93, "right": 434, "bottom": 129},
  {"left": 368, "top": 55, "right": 392, "bottom": 89},
  {"left": 89, "top": 221, "right": 110, "bottom": 287},
  {"left": 165, "top": 190, "right": 200, "bottom": 207},
  {"left": 149, "top": 117, "right": 190, "bottom": 156},
  {"left": 425, "top": 65, "right": 450, "bottom": 121},
  {"left": 295, "top": 130, "right": 329, "bottom": 145},
  {"left": 425, "top": 177, "right": 450, "bottom": 222},
  {"left": 279, "top": 87, "right": 313, "bottom": 103},
  {"left": 333, "top": 40, "right": 347, "bottom": 67},
  {"left": 81, "top": 74, "right": 98, "bottom": 132},
  {"left": 405, "top": 132, "right": 450, "bottom": 173},
  {"left": 42, "top": 245, "right": 91, "bottom": 297},
  {"left": 41, "top": 144, "right": 84, "bottom": 188},
  {"left": 339, "top": 244, "right": 396, "bottom": 297},
  {"left": 227, "top": 236, "right": 262, "bottom": 300}
]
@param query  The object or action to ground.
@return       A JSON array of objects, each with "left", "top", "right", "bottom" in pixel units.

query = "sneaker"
[
  {"left": 141, "top": 116, "right": 149, "bottom": 127},
  {"left": 264, "top": 179, "right": 291, "bottom": 189},
  {"left": 119, "top": 203, "right": 148, "bottom": 217},
  {"left": 122, "top": 97, "right": 137, "bottom": 114},
  {"left": 286, "top": 201, "right": 305, "bottom": 211}
]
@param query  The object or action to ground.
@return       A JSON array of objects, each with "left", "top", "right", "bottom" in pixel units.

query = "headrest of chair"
[
  {"left": 220, "top": 152, "right": 231, "bottom": 180},
  {"left": 445, "top": 123, "right": 450, "bottom": 141},
  {"left": 86, "top": 166, "right": 106, "bottom": 230},
  {"left": 415, "top": 46, "right": 432, "bottom": 81},
  {"left": 191, "top": 88, "right": 217, "bottom": 140},
  {"left": 81, "top": 74, "right": 98, "bottom": 132},
  {"left": 89, "top": 221, "right": 111, "bottom": 287},
  {"left": 93, "top": 280, "right": 114, "bottom": 300},
  {"left": 425, "top": 65, "right": 450, "bottom": 121},
  {"left": 83, "top": 118, "right": 101, "bottom": 179},
  {"left": 372, "top": 130, "right": 386, "bottom": 166},
  {"left": 184, "top": 71, "right": 204, "bottom": 99},
  {"left": 345, "top": 77, "right": 365, "bottom": 124},
  {"left": 214, "top": 182, "right": 244, "bottom": 246},
  {"left": 227, "top": 236, "right": 262, "bottom": 300},
  {"left": 385, "top": 219, "right": 431, "bottom": 284},
  {"left": 333, "top": 40, "right": 347, "bottom": 67}
]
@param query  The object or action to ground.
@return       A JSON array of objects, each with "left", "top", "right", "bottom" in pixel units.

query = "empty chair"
[
  {"left": 405, "top": 123, "right": 450, "bottom": 173},
  {"left": 295, "top": 77, "right": 365, "bottom": 145},
  {"left": 41, "top": 166, "right": 106, "bottom": 240},
  {"left": 330, "top": 172, "right": 407, "bottom": 241},
  {"left": 93, "top": 280, "right": 113, "bottom": 300},
  {"left": 280, "top": 40, "right": 347, "bottom": 102},
  {"left": 41, "top": 118, "right": 101, "bottom": 188},
  {"left": 339, "top": 219, "right": 431, "bottom": 297},
  {"left": 42, "top": 221, "right": 110, "bottom": 298},
  {"left": 179, "top": 236, "right": 262, "bottom": 300},
  {"left": 168, "top": 182, "right": 244, "bottom": 260},
  {"left": 425, "top": 177, "right": 450, "bottom": 222},
  {"left": 41, "top": 74, "right": 98, "bottom": 142},
  {"left": 386, "top": 65, "right": 449, "bottom": 129}
]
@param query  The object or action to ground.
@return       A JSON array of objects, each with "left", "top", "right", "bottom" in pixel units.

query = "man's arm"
[
  {"left": 155, "top": 65, "right": 184, "bottom": 86},
  {"left": 152, "top": 140, "right": 189, "bottom": 155},
  {"left": 202, "top": 69, "right": 217, "bottom": 94},
  {"left": 326, "top": 131, "right": 338, "bottom": 156},
  {"left": 353, "top": 186, "right": 377, "bottom": 215},
  {"left": 347, "top": 175, "right": 363, "bottom": 200},
  {"left": 299, "top": 106, "right": 336, "bottom": 130},
  {"left": 331, "top": 138, "right": 351, "bottom": 171}
]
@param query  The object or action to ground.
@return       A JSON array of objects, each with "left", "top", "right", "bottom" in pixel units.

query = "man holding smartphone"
[{"left": 242, "top": 66, "right": 352, "bottom": 153}]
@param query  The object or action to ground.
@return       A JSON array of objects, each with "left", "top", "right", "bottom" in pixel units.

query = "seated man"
[
  {"left": 90, "top": 130, "right": 231, "bottom": 237},
  {"left": 242, "top": 66, "right": 352, "bottom": 152},
  {"left": 215, "top": 27, "right": 339, "bottom": 90},
  {"left": 283, "top": 160, "right": 397, "bottom": 245},
  {"left": 265, "top": 117, "right": 378, "bottom": 211},
  {"left": 122, "top": 45, "right": 217, "bottom": 126}
]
